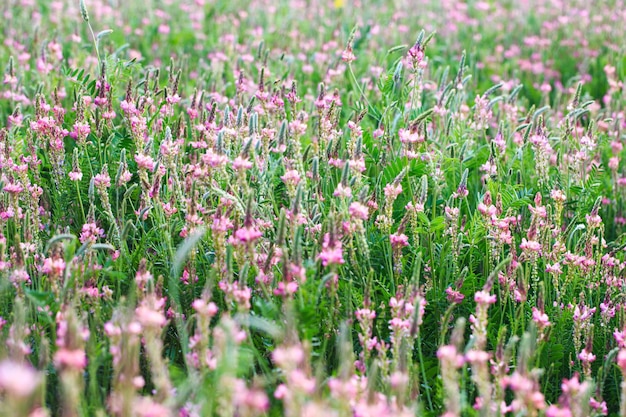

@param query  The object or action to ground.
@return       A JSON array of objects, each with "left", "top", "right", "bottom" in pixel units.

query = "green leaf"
[
  {"left": 172, "top": 227, "right": 206, "bottom": 278},
  {"left": 429, "top": 216, "right": 445, "bottom": 232}
]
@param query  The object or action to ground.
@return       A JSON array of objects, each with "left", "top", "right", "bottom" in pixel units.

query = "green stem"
[
  {"left": 75, "top": 180, "right": 86, "bottom": 225},
  {"left": 347, "top": 63, "right": 373, "bottom": 110},
  {"left": 416, "top": 328, "right": 434, "bottom": 410},
  {"left": 87, "top": 22, "right": 101, "bottom": 64}
]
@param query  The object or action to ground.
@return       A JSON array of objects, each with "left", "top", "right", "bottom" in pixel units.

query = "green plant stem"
[
  {"left": 347, "top": 63, "right": 373, "bottom": 110},
  {"left": 87, "top": 22, "right": 101, "bottom": 64},
  {"left": 416, "top": 328, "right": 434, "bottom": 410}
]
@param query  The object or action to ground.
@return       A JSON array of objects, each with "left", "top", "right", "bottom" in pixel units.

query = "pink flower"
[
  {"left": 232, "top": 226, "right": 262, "bottom": 245},
  {"left": 272, "top": 345, "right": 305, "bottom": 368},
  {"left": 135, "top": 153, "right": 156, "bottom": 171},
  {"left": 590, "top": 397, "right": 608, "bottom": 414},
  {"left": 94, "top": 172, "right": 111, "bottom": 188},
  {"left": 158, "top": 24, "right": 171, "bottom": 35},
  {"left": 118, "top": 170, "right": 133, "bottom": 186},
  {"left": 42, "top": 257, "right": 66, "bottom": 277},
  {"left": 79, "top": 222, "right": 105, "bottom": 243},
  {"left": 383, "top": 183, "right": 403, "bottom": 199},
  {"left": 8, "top": 113, "right": 23, "bottom": 128},
  {"left": 586, "top": 213, "right": 602, "bottom": 228},
  {"left": 341, "top": 47, "right": 356, "bottom": 63},
  {"left": 133, "top": 396, "right": 171, "bottom": 417},
  {"left": 192, "top": 299, "right": 218, "bottom": 317},
  {"left": 0, "top": 360, "right": 41, "bottom": 397},
  {"left": 578, "top": 348, "right": 596, "bottom": 364},
  {"left": 445, "top": 287, "right": 464, "bottom": 304},
  {"left": 398, "top": 128, "right": 422, "bottom": 144},
  {"left": 166, "top": 94, "right": 180, "bottom": 105},
  {"left": 318, "top": 234, "right": 345, "bottom": 267},
  {"left": 474, "top": 290, "right": 496, "bottom": 305},
  {"left": 546, "top": 263, "right": 562, "bottom": 274},
  {"left": 333, "top": 183, "right": 352, "bottom": 198},
  {"left": 389, "top": 232, "right": 409, "bottom": 248},
  {"left": 617, "top": 350, "right": 626, "bottom": 371},
  {"left": 437, "top": 345, "right": 464, "bottom": 368},
  {"left": 233, "top": 156, "right": 253, "bottom": 171},
  {"left": 545, "top": 405, "right": 572, "bottom": 417},
  {"left": 70, "top": 122, "right": 91, "bottom": 142},
  {"left": 3, "top": 182, "right": 24, "bottom": 195},
  {"left": 135, "top": 305, "right": 167, "bottom": 328},
  {"left": 532, "top": 307, "right": 551, "bottom": 329},
  {"left": 54, "top": 348, "right": 87, "bottom": 370},
  {"left": 465, "top": 349, "right": 490, "bottom": 364},
  {"left": 281, "top": 169, "right": 301, "bottom": 186},
  {"left": 615, "top": 329, "right": 626, "bottom": 348},
  {"left": 349, "top": 202, "right": 369, "bottom": 220},
  {"left": 355, "top": 308, "right": 376, "bottom": 320},
  {"left": 520, "top": 238, "right": 541, "bottom": 253}
]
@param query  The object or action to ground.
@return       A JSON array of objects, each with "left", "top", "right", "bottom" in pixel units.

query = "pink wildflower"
[{"left": 318, "top": 233, "right": 345, "bottom": 267}]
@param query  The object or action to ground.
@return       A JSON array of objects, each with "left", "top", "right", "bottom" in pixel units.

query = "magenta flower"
[
  {"left": 79, "top": 222, "right": 105, "bottom": 244},
  {"left": 135, "top": 305, "right": 167, "bottom": 329},
  {"left": 445, "top": 287, "right": 464, "bottom": 304},
  {"left": 42, "top": 257, "right": 66, "bottom": 278},
  {"left": 531, "top": 307, "right": 551, "bottom": 330},
  {"left": 333, "top": 183, "right": 352, "bottom": 198},
  {"left": 390, "top": 232, "right": 409, "bottom": 248},
  {"left": 341, "top": 47, "right": 356, "bottom": 63},
  {"left": 93, "top": 172, "right": 111, "bottom": 188},
  {"left": 474, "top": 290, "right": 496, "bottom": 305},
  {"left": 318, "top": 233, "right": 345, "bottom": 267},
  {"left": 383, "top": 183, "right": 403, "bottom": 199},
  {"left": 0, "top": 360, "right": 41, "bottom": 397},
  {"left": 349, "top": 202, "right": 369, "bottom": 220},
  {"left": 54, "top": 348, "right": 87, "bottom": 370},
  {"left": 3, "top": 181, "right": 24, "bottom": 195},
  {"left": 233, "top": 156, "right": 253, "bottom": 171},
  {"left": 234, "top": 226, "right": 262, "bottom": 244},
  {"left": 281, "top": 169, "right": 301, "bottom": 186},
  {"left": 135, "top": 153, "right": 156, "bottom": 171}
]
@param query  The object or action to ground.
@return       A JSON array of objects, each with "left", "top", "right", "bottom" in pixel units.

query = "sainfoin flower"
[
  {"left": 79, "top": 222, "right": 105, "bottom": 243},
  {"left": 136, "top": 307, "right": 166, "bottom": 329},
  {"left": 383, "top": 183, "right": 403, "bottom": 199},
  {"left": 93, "top": 172, "right": 111, "bottom": 188},
  {"left": 474, "top": 291, "right": 496, "bottom": 305},
  {"left": 232, "top": 226, "right": 263, "bottom": 245},
  {"left": 281, "top": 169, "right": 301, "bottom": 186},
  {"left": 389, "top": 232, "right": 409, "bottom": 248},
  {"left": 318, "top": 233, "right": 344, "bottom": 267},
  {"left": 445, "top": 287, "right": 464, "bottom": 304},
  {"left": 135, "top": 153, "right": 156, "bottom": 171},
  {"left": 578, "top": 348, "right": 596, "bottom": 364},
  {"left": 349, "top": 202, "right": 369, "bottom": 220},
  {"left": 341, "top": 46, "right": 356, "bottom": 63},
  {"left": 531, "top": 307, "right": 551, "bottom": 329},
  {"left": 0, "top": 360, "right": 41, "bottom": 397},
  {"left": 54, "top": 348, "right": 87, "bottom": 370},
  {"left": 42, "top": 257, "right": 66, "bottom": 277}
]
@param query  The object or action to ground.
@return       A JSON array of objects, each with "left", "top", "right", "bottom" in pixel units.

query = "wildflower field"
[{"left": 1, "top": 0, "right": 626, "bottom": 415}]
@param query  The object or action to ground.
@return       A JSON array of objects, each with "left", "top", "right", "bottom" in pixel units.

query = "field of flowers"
[{"left": 0, "top": 0, "right": 625, "bottom": 415}]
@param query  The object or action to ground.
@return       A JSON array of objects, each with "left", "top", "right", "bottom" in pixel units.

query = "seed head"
[{"left": 79, "top": 0, "right": 89, "bottom": 22}]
